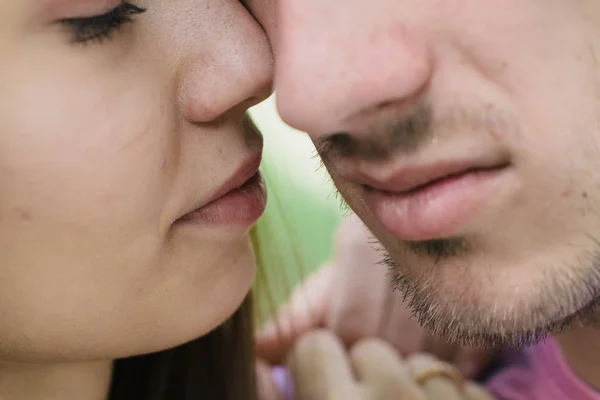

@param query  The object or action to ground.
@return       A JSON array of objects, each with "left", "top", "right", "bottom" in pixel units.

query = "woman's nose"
[{"left": 179, "top": 4, "right": 273, "bottom": 123}]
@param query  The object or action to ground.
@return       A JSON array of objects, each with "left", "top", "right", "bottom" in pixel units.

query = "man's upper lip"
[
  {"left": 184, "top": 152, "right": 262, "bottom": 215},
  {"left": 355, "top": 159, "right": 506, "bottom": 193}
]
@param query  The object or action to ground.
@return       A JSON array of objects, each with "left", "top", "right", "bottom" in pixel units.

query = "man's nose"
[{"left": 274, "top": 0, "right": 433, "bottom": 139}]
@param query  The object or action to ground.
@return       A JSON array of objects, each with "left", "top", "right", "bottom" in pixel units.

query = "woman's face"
[{"left": 0, "top": 0, "right": 273, "bottom": 362}]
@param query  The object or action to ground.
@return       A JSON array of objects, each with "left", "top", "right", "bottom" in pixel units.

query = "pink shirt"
[{"left": 486, "top": 337, "right": 600, "bottom": 400}]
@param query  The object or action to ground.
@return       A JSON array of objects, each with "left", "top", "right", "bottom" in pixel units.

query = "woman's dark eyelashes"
[{"left": 59, "top": 2, "right": 146, "bottom": 44}]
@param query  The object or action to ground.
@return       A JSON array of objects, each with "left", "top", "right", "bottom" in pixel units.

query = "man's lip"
[
  {"left": 354, "top": 159, "right": 509, "bottom": 194},
  {"left": 363, "top": 165, "right": 511, "bottom": 241},
  {"left": 181, "top": 152, "right": 263, "bottom": 217}
]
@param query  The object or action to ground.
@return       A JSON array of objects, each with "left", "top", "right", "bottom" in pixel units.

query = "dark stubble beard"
[
  {"left": 378, "top": 237, "right": 600, "bottom": 349},
  {"left": 316, "top": 80, "right": 600, "bottom": 347}
]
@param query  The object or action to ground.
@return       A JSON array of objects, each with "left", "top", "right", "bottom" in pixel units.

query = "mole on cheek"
[{"left": 15, "top": 209, "right": 32, "bottom": 221}]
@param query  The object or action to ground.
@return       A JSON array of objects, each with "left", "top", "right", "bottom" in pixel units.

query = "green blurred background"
[{"left": 249, "top": 96, "right": 344, "bottom": 318}]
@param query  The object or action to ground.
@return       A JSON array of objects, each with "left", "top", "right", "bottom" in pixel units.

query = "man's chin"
[
  {"left": 385, "top": 252, "right": 600, "bottom": 349},
  {"left": 410, "top": 291, "right": 600, "bottom": 349}
]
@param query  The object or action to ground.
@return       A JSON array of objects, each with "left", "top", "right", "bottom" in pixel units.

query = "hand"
[
  {"left": 257, "top": 215, "right": 495, "bottom": 378},
  {"left": 288, "top": 330, "right": 495, "bottom": 400},
  {"left": 257, "top": 358, "right": 285, "bottom": 400}
]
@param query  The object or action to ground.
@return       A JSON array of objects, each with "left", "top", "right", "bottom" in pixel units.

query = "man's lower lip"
[
  {"left": 178, "top": 173, "right": 266, "bottom": 226},
  {"left": 364, "top": 167, "right": 509, "bottom": 241}
]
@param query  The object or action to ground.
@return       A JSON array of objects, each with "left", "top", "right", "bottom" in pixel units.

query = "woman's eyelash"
[{"left": 59, "top": 2, "right": 146, "bottom": 44}]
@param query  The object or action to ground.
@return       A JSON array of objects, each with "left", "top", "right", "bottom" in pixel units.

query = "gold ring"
[{"left": 413, "top": 363, "right": 464, "bottom": 388}]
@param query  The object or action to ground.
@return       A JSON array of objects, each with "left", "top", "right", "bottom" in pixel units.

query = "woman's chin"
[{"left": 128, "top": 262, "right": 256, "bottom": 358}]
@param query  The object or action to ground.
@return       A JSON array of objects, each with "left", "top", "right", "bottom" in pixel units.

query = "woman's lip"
[
  {"left": 177, "top": 172, "right": 266, "bottom": 226},
  {"left": 202, "top": 152, "right": 263, "bottom": 207},
  {"left": 364, "top": 165, "right": 511, "bottom": 241},
  {"left": 177, "top": 151, "right": 262, "bottom": 219}
]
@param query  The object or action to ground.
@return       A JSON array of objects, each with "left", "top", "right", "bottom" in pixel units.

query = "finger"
[
  {"left": 453, "top": 347, "right": 497, "bottom": 379},
  {"left": 325, "top": 219, "right": 390, "bottom": 347},
  {"left": 287, "top": 330, "right": 355, "bottom": 400},
  {"left": 380, "top": 293, "right": 425, "bottom": 356},
  {"left": 257, "top": 264, "right": 333, "bottom": 364},
  {"left": 464, "top": 382, "right": 496, "bottom": 400},
  {"left": 349, "top": 339, "right": 426, "bottom": 399},
  {"left": 407, "top": 353, "right": 464, "bottom": 400},
  {"left": 256, "top": 359, "right": 286, "bottom": 400}
]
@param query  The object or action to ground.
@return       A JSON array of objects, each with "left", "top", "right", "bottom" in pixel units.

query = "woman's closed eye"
[{"left": 58, "top": 1, "right": 146, "bottom": 44}]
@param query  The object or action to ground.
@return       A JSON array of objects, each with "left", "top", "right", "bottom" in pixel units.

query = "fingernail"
[{"left": 271, "top": 366, "right": 295, "bottom": 400}]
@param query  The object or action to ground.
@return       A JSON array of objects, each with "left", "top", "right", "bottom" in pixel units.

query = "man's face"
[{"left": 270, "top": 1, "right": 600, "bottom": 347}]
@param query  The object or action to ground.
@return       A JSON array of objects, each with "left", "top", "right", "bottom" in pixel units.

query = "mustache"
[{"left": 315, "top": 102, "right": 516, "bottom": 162}]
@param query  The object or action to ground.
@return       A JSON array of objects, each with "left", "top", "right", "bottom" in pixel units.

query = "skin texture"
[
  {"left": 254, "top": 0, "right": 600, "bottom": 351},
  {"left": 0, "top": 0, "right": 271, "bottom": 371}
]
